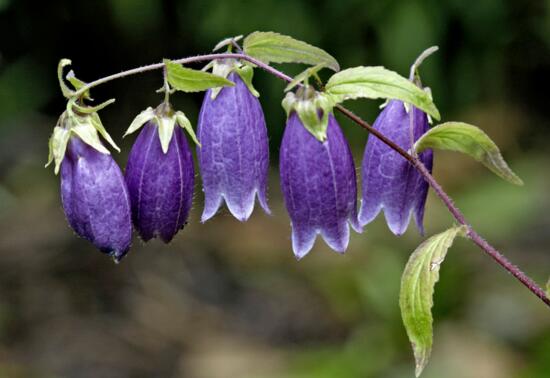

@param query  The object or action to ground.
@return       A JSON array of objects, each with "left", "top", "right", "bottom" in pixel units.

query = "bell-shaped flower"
[
  {"left": 124, "top": 103, "right": 197, "bottom": 242},
  {"left": 197, "top": 60, "right": 270, "bottom": 222},
  {"left": 47, "top": 105, "right": 132, "bottom": 261},
  {"left": 359, "top": 100, "right": 433, "bottom": 235},
  {"left": 280, "top": 88, "right": 361, "bottom": 259}
]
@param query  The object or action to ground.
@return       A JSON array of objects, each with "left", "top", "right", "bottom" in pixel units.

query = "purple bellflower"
[
  {"left": 61, "top": 136, "right": 133, "bottom": 261},
  {"left": 359, "top": 100, "right": 433, "bottom": 235},
  {"left": 280, "top": 111, "right": 361, "bottom": 259},
  {"left": 124, "top": 104, "right": 196, "bottom": 242},
  {"left": 197, "top": 68, "right": 270, "bottom": 222}
]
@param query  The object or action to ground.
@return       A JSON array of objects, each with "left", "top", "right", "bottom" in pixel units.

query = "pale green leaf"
[
  {"left": 165, "top": 60, "right": 234, "bottom": 92},
  {"left": 400, "top": 225, "right": 467, "bottom": 377},
  {"left": 90, "top": 113, "right": 120, "bottom": 152},
  {"left": 45, "top": 126, "right": 71, "bottom": 175},
  {"left": 325, "top": 66, "right": 440, "bottom": 120},
  {"left": 155, "top": 115, "right": 176, "bottom": 154},
  {"left": 71, "top": 122, "right": 110, "bottom": 155},
  {"left": 176, "top": 111, "right": 200, "bottom": 147},
  {"left": 57, "top": 59, "right": 74, "bottom": 98},
  {"left": 414, "top": 122, "right": 523, "bottom": 185},
  {"left": 71, "top": 98, "right": 115, "bottom": 114},
  {"left": 124, "top": 107, "right": 155, "bottom": 137},
  {"left": 243, "top": 31, "right": 340, "bottom": 71},
  {"left": 66, "top": 70, "right": 92, "bottom": 100}
]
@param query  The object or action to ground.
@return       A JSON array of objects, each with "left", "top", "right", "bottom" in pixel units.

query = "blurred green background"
[{"left": 1, "top": 0, "right": 550, "bottom": 377}]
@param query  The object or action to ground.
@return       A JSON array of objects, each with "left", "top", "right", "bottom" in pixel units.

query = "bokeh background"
[{"left": 1, "top": 0, "right": 549, "bottom": 377}]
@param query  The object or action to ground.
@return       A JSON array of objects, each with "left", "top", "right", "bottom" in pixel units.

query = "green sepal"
[
  {"left": 90, "top": 112, "right": 120, "bottom": 152},
  {"left": 124, "top": 107, "right": 156, "bottom": 137},
  {"left": 71, "top": 98, "right": 115, "bottom": 114},
  {"left": 399, "top": 225, "right": 467, "bottom": 377},
  {"left": 65, "top": 70, "right": 92, "bottom": 100},
  {"left": 156, "top": 114, "right": 176, "bottom": 154},
  {"left": 212, "top": 35, "right": 243, "bottom": 52},
  {"left": 414, "top": 122, "right": 523, "bottom": 186},
  {"left": 57, "top": 59, "right": 75, "bottom": 98},
  {"left": 284, "top": 63, "right": 326, "bottom": 92},
  {"left": 175, "top": 111, "right": 200, "bottom": 147},
  {"left": 282, "top": 88, "right": 336, "bottom": 141},
  {"left": 45, "top": 125, "right": 71, "bottom": 175},
  {"left": 71, "top": 120, "right": 110, "bottom": 155},
  {"left": 209, "top": 60, "right": 260, "bottom": 100},
  {"left": 235, "top": 64, "right": 260, "bottom": 97}
]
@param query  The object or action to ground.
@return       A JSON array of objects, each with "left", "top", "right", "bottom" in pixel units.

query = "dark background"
[{"left": 1, "top": 0, "right": 549, "bottom": 377}]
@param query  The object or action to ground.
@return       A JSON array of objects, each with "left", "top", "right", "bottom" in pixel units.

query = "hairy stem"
[{"left": 71, "top": 52, "right": 550, "bottom": 308}]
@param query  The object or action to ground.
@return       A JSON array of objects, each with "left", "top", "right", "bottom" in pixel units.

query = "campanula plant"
[{"left": 48, "top": 34, "right": 536, "bottom": 378}]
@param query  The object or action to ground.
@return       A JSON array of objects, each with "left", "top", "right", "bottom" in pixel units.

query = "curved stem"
[{"left": 71, "top": 52, "right": 550, "bottom": 308}]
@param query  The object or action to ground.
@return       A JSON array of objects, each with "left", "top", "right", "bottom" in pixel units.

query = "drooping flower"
[
  {"left": 197, "top": 63, "right": 270, "bottom": 222},
  {"left": 359, "top": 100, "right": 433, "bottom": 235},
  {"left": 46, "top": 101, "right": 133, "bottom": 261},
  {"left": 280, "top": 110, "right": 361, "bottom": 259},
  {"left": 60, "top": 134, "right": 133, "bottom": 261},
  {"left": 124, "top": 103, "right": 196, "bottom": 242}
]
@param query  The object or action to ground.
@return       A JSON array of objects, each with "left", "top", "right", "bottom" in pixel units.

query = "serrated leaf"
[
  {"left": 124, "top": 107, "right": 155, "bottom": 137},
  {"left": 90, "top": 113, "right": 120, "bottom": 152},
  {"left": 285, "top": 63, "right": 326, "bottom": 92},
  {"left": 243, "top": 31, "right": 340, "bottom": 72},
  {"left": 165, "top": 60, "right": 234, "bottom": 93},
  {"left": 414, "top": 122, "right": 523, "bottom": 185},
  {"left": 45, "top": 126, "right": 71, "bottom": 174},
  {"left": 176, "top": 111, "right": 200, "bottom": 147},
  {"left": 325, "top": 66, "right": 440, "bottom": 120},
  {"left": 155, "top": 115, "right": 176, "bottom": 154},
  {"left": 400, "top": 225, "right": 467, "bottom": 377},
  {"left": 71, "top": 122, "right": 110, "bottom": 155}
]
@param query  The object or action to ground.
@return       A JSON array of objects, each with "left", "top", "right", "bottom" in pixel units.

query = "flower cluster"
[{"left": 47, "top": 57, "right": 432, "bottom": 262}]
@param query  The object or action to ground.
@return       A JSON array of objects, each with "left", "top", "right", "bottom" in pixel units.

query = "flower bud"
[
  {"left": 61, "top": 136, "right": 132, "bottom": 261},
  {"left": 125, "top": 108, "right": 195, "bottom": 243},
  {"left": 197, "top": 70, "right": 270, "bottom": 222},
  {"left": 359, "top": 100, "right": 433, "bottom": 235},
  {"left": 280, "top": 112, "right": 361, "bottom": 259}
]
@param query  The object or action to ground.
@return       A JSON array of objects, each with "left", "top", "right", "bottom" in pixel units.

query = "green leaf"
[
  {"left": 176, "top": 111, "right": 200, "bottom": 147},
  {"left": 400, "top": 225, "right": 467, "bottom": 377},
  {"left": 243, "top": 31, "right": 340, "bottom": 72},
  {"left": 414, "top": 122, "right": 523, "bottom": 185},
  {"left": 57, "top": 59, "right": 75, "bottom": 98},
  {"left": 324, "top": 66, "right": 440, "bottom": 120},
  {"left": 66, "top": 70, "right": 92, "bottom": 100},
  {"left": 165, "top": 60, "right": 234, "bottom": 93},
  {"left": 124, "top": 107, "right": 155, "bottom": 137},
  {"left": 285, "top": 63, "right": 326, "bottom": 92}
]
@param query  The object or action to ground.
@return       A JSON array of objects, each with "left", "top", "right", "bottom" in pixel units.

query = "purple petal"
[
  {"left": 61, "top": 137, "right": 132, "bottom": 261},
  {"left": 125, "top": 122, "right": 195, "bottom": 243},
  {"left": 359, "top": 100, "right": 432, "bottom": 235},
  {"left": 197, "top": 72, "right": 270, "bottom": 222},
  {"left": 280, "top": 113, "right": 361, "bottom": 258}
]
